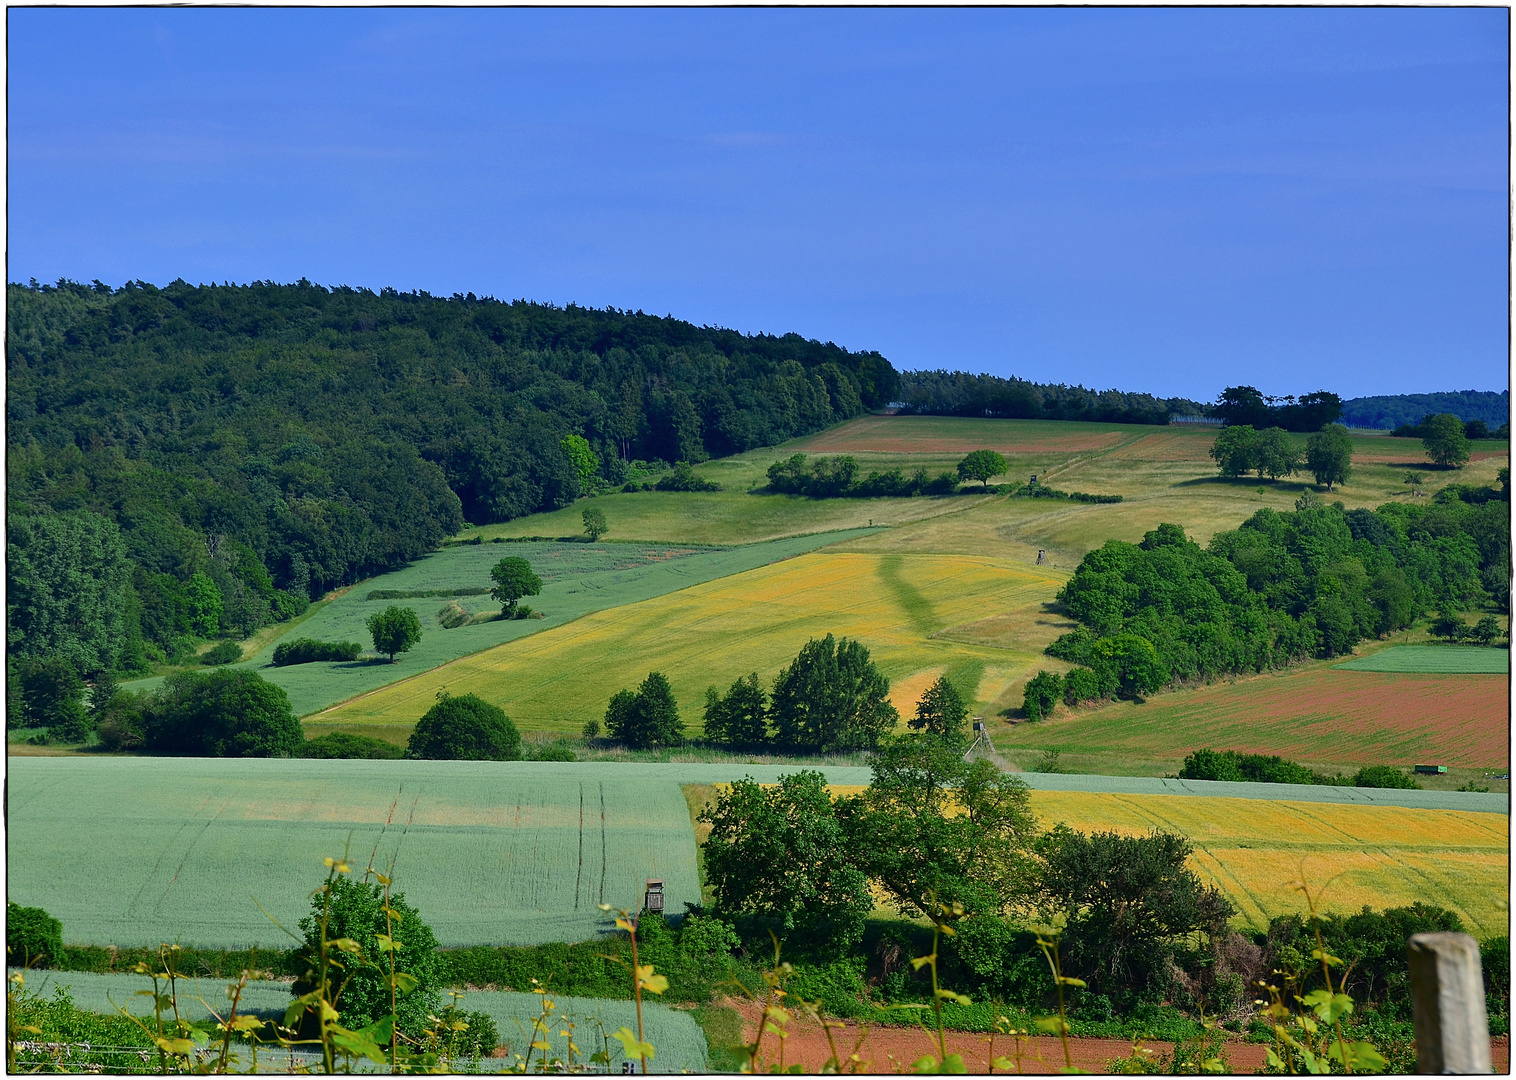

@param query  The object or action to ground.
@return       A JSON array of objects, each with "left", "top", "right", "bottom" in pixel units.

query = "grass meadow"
[
  {"left": 307, "top": 551, "right": 1072, "bottom": 740},
  {"left": 122, "top": 531, "right": 878, "bottom": 718}
]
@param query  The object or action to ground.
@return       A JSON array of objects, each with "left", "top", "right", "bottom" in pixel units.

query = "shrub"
[
  {"left": 200, "top": 640, "right": 243, "bottom": 666},
  {"left": 1061, "top": 667, "right": 1104, "bottom": 706},
  {"left": 299, "top": 732, "right": 405, "bottom": 759},
  {"left": 655, "top": 461, "right": 721, "bottom": 492},
  {"left": 271, "top": 638, "right": 363, "bottom": 666},
  {"left": 143, "top": 669, "right": 303, "bottom": 757},
  {"left": 7, "top": 902, "right": 64, "bottom": 967},
  {"left": 581, "top": 718, "right": 601, "bottom": 739},
  {"left": 1022, "top": 671, "right": 1063, "bottom": 721},
  {"left": 1353, "top": 765, "right": 1420, "bottom": 790},
  {"left": 292, "top": 876, "right": 442, "bottom": 1039},
  {"left": 530, "top": 741, "right": 578, "bottom": 762},
  {"left": 407, "top": 693, "right": 522, "bottom": 761}
]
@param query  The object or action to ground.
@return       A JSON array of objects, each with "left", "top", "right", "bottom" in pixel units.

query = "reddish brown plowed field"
[
  {"left": 1004, "top": 668, "right": 1510, "bottom": 769},
  {"left": 789, "top": 415, "right": 1130, "bottom": 455},
  {"left": 730, "top": 1001, "right": 1269, "bottom": 1074}
]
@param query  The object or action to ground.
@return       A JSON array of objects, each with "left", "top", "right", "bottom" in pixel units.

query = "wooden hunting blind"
[{"left": 644, "top": 878, "right": 664, "bottom": 914}]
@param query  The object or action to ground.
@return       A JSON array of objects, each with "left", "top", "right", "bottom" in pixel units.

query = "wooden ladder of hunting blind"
[{"left": 963, "top": 718, "right": 995, "bottom": 760}]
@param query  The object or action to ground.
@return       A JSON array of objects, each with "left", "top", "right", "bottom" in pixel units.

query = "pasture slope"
[
  {"left": 125, "top": 530, "right": 880, "bottom": 718},
  {"left": 10, "top": 758, "right": 1506, "bottom": 952},
  {"left": 9, "top": 970, "right": 709, "bottom": 1072},
  {"left": 308, "top": 551, "right": 1070, "bottom": 739}
]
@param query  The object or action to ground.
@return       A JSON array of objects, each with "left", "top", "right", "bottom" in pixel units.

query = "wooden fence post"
[{"left": 1407, "top": 931, "right": 1491, "bottom": 1074}]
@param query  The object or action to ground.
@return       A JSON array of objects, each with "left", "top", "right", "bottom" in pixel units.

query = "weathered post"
[{"left": 1407, "top": 931, "right": 1491, "bottom": 1074}]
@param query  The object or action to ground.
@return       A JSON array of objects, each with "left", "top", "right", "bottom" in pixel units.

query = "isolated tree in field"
[
  {"left": 1208, "top": 424, "right": 1256, "bottom": 478},
  {"left": 143, "top": 669, "right": 303, "bottom": 757},
  {"left": 956, "top": 449, "right": 1008, "bottom": 488},
  {"left": 1403, "top": 471, "right": 1425, "bottom": 497},
  {"left": 366, "top": 605, "right": 422, "bottom": 662},
  {"left": 699, "top": 771, "right": 873, "bottom": 955},
  {"left": 1472, "top": 615, "right": 1503, "bottom": 646},
  {"left": 1252, "top": 427, "right": 1300, "bottom": 480},
  {"left": 1421, "top": 413, "right": 1471, "bottom": 468},
  {"left": 407, "top": 691, "right": 521, "bottom": 760},
  {"left": 604, "top": 671, "right": 685, "bottom": 749},
  {"left": 769, "top": 634, "right": 898, "bottom": 752},
  {"left": 1021, "top": 670, "right": 1063, "bottom": 720},
  {"left": 908, "top": 675, "right": 968, "bottom": 742},
  {"left": 1305, "top": 423, "right": 1354, "bottom": 491},
  {"left": 489, "top": 556, "right": 542, "bottom": 616},
  {"left": 560, "top": 433, "right": 601, "bottom": 495},
  {"left": 582, "top": 506, "right": 608, "bottom": 541},
  {"left": 702, "top": 672, "right": 769, "bottom": 746}
]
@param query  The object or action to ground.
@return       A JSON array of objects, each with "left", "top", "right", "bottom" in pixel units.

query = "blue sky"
[{"left": 8, "top": 8, "right": 1508, "bottom": 399}]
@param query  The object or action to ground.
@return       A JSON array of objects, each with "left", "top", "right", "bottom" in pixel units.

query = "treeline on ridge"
[
  {"left": 895, "top": 370, "right": 1205, "bottom": 424},
  {"left": 1023, "top": 483, "right": 1509, "bottom": 708},
  {"left": 5, "top": 278, "right": 896, "bottom": 691}
]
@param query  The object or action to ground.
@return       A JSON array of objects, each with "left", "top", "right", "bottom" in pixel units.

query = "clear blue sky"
[{"left": 8, "top": 8, "right": 1508, "bottom": 400}]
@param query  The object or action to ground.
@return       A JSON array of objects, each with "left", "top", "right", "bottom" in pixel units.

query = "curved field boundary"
[
  {"left": 1335, "top": 645, "right": 1510, "bottom": 674},
  {"left": 1013, "top": 772, "right": 1508, "bottom": 814},
  {"left": 125, "top": 528, "right": 882, "bottom": 718}
]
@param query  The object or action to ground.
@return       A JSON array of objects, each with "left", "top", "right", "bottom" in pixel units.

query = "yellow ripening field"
[
  {"left": 1041, "top": 791, "right": 1509, "bottom": 934},
  {"left": 826, "top": 786, "right": 1510, "bottom": 934},
  {"left": 310, "top": 552, "right": 1070, "bottom": 735}
]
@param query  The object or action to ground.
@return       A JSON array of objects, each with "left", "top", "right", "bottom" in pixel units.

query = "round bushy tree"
[
  {"left": 366, "top": 605, "right": 422, "bottom": 662},
  {"left": 7, "top": 902, "right": 64, "bottom": 967},
  {"left": 956, "top": 449, "right": 1009, "bottom": 488},
  {"left": 407, "top": 693, "right": 521, "bottom": 760},
  {"left": 1354, "top": 765, "right": 1420, "bottom": 790},
  {"left": 909, "top": 675, "right": 968, "bottom": 742},
  {"left": 292, "top": 876, "right": 442, "bottom": 1038},
  {"left": 144, "top": 669, "right": 303, "bottom": 757},
  {"left": 1022, "top": 671, "right": 1063, "bottom": 721},
  {"left": 489, "top": 557, "right": 542, "bottom": 617}
]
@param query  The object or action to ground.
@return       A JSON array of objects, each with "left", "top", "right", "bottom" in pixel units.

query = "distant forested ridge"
[
  {"left": 5, "top": 278, "right": 895, "bottom": 677},
  {"left": 895, "top": 370, "right": 1205, "bottom": 425},
  {"left": 1340, "top": 390, "right": 1510, "bottom": 431}
]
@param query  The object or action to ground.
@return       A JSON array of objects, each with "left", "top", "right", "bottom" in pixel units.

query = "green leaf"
[
  {"left": 330, "top": 1024, "right": 388, "bottom": 1065},
  {"left": 1035, "top": 1016, "right": 1068, "bottom": 1035},
  {"left": 609, "top": 1026, "right": 655, "bottom": 1062},
  {"left": 934, "top": 989, "right": 972, "bottom": 1006},
  {"left": 941, "top": 1053, "right": 969, "bottom": 1074},
  {"left": 909, "top": 1054, "right": 939, "bottom": 1073},
  {"left": 910, "top": 954, "right": 937, "bottom": 971}
]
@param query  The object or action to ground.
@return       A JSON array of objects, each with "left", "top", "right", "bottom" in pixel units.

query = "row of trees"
[
  {"left": 1209, "top": 423, "right": 1354, "bottom": 490},
  {"left": 1021, "top": 482, "right": 1509, "bottom": 704},
  {"left": 763, "top": 450, "right": 1010, "bottom": 498},
  {"left": 896, "top": 370, "right": 1203, "bottom": 424},
  {"left": 597, "top": 636, "right": 908, "bottom": 753},
  {"left": 1212, "top": 386, "right": 1343, "bottom": 431},
  {"left": 699, "top": 727, "right": 1236, "bottom": 1008}
]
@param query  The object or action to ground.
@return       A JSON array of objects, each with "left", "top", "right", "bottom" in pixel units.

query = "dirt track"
[{"left": 729, "top": 1003, "right": 1511, "bottom": 1074}]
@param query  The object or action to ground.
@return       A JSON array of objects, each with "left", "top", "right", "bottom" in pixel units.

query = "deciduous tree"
[
  {"left": 908, "top": 675, "right": 968, "bottom": 742},
  {"left": 581, "top": 506, "right": 608, "bottom": 541},
  {"left": 769, "top": 634, "right": 897, "bottom": 752},
  {"left": 366, "top": 605, "right": 422, "bottom": 662},
  {"left": 1421, "top": 413, "right": 1472, "bottom": 468},
  {"left": 1305, "top": 423, "right": 1354, "bottom": 491},
  {"left": 956, "top": 449, "right": 1008, "bottom": 488},
  {"left": 702, "top": 673, "right": 769, "bottom": 746},
  {"left": 1208, "top": 425, "right": 1257, "bottom": 478},
  {"left": 407, "top": 692, "right": 521, "bottom": 760},
  {"left": 489, "top": 557, "right": 542, "bottom": 616}
]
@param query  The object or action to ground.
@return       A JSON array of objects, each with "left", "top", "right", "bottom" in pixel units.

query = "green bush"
[
  {"left": 1061, "top": 667, "right": 1104, "bottom": 706},
  {"left": 1022, "top": 671, "right": 1063, "bottom": 720},
  {"left": 1353, "top": 765, "right": 1420, "bottom": 790},
  {"left": 299, "top": 732, "right": 406, "bottom": 759},
  {"left": 407, "top": 693, "right": 521, "bottom": 761},
  {"left": 292, "top": 877, "right": 442, "bottom": 1039},
  {"left": 7, "top": 902, "right": 65, "bottom": 967},
  {"left": 271, "top": 638, "right": 363, "bottom": 666},
  {"left": 529, "top": 741, "right": 577, "bottom": 762},
  {"left": 201, "top": 640, "right": 243, "bottom": 666},
  {"left": 144, "top": 669, "right": 303, "bottom": 757}
]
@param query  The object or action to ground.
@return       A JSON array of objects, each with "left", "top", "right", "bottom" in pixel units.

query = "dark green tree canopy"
[
  {"left": 908, "top": 675, "right": 968, "bottom": 742},
  {"left": 702, "top": 673, "right": 769, "bottom": 747},
  {"left": 1305, "top": 423, "right": 1354, "bottom": 491},
  {"left": 143, "top": 669, "right": 303, "bottom": 757},
  {"left": 956, "top": 449, "right": 1009, "bottom": 487},
  {"left": 6, "top": 509, "right": 132, "bottom": 676},
  {"left": 698, "top": 771, "right": 873, "bottom": 956},
  {"left": 1421, "top": 413, "right": 1472, "bottom": 468},
  {"left": 366, "top": 605, "right": 422, "bottom": 662},
  {"left": 1208, "top": 425, "right": 1257, "bottom": 478},
  {"left": 489, "top": 557, "right": 542, "bottom": 615},
  {"left": 293, "top": 875, "right": 443, "bottom": 1038},
  {"left": 604, "top": 671, "right": 684, "bottom": 749},
  {"left": 769, "top": 634, "right": 898, "bottom": 752},
  {"left": 407, "top": 692, "right": 521, "bottom": 761},
  {"left": 1021, "top": 671, "right": 1063, "bottom": 720}
]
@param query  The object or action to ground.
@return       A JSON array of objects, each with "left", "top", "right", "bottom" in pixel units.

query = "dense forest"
[
  {"left": 1043, "top": 481, "right": 1510, "bottom": 701},
  {"left": 1340, "top": 389, "right": 1510, "bottom": 431},
  {"left": 6, "top": 278, "right": 896, "bottom": 682},
  {"left": 894, "top": 370, "right": 1206, "bottom": 424}
]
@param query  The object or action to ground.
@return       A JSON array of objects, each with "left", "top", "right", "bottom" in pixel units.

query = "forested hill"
[
  {"left": 5, "top": 278, "right": 895, "bottom": 676},
  {"left": 1340, "top": 390, "right": 1510, "bottom": 430},
  {"left": 895, "top": 369, "right": 1206, "bottom": 424}
]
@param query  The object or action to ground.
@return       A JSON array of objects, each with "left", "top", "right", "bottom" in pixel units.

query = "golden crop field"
[
  {"left": 309, "top": 552, "right": 1071, "bottom": 737},
  {"left": 825, "top": 785, "right": 1509, "bottom": 934}
]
